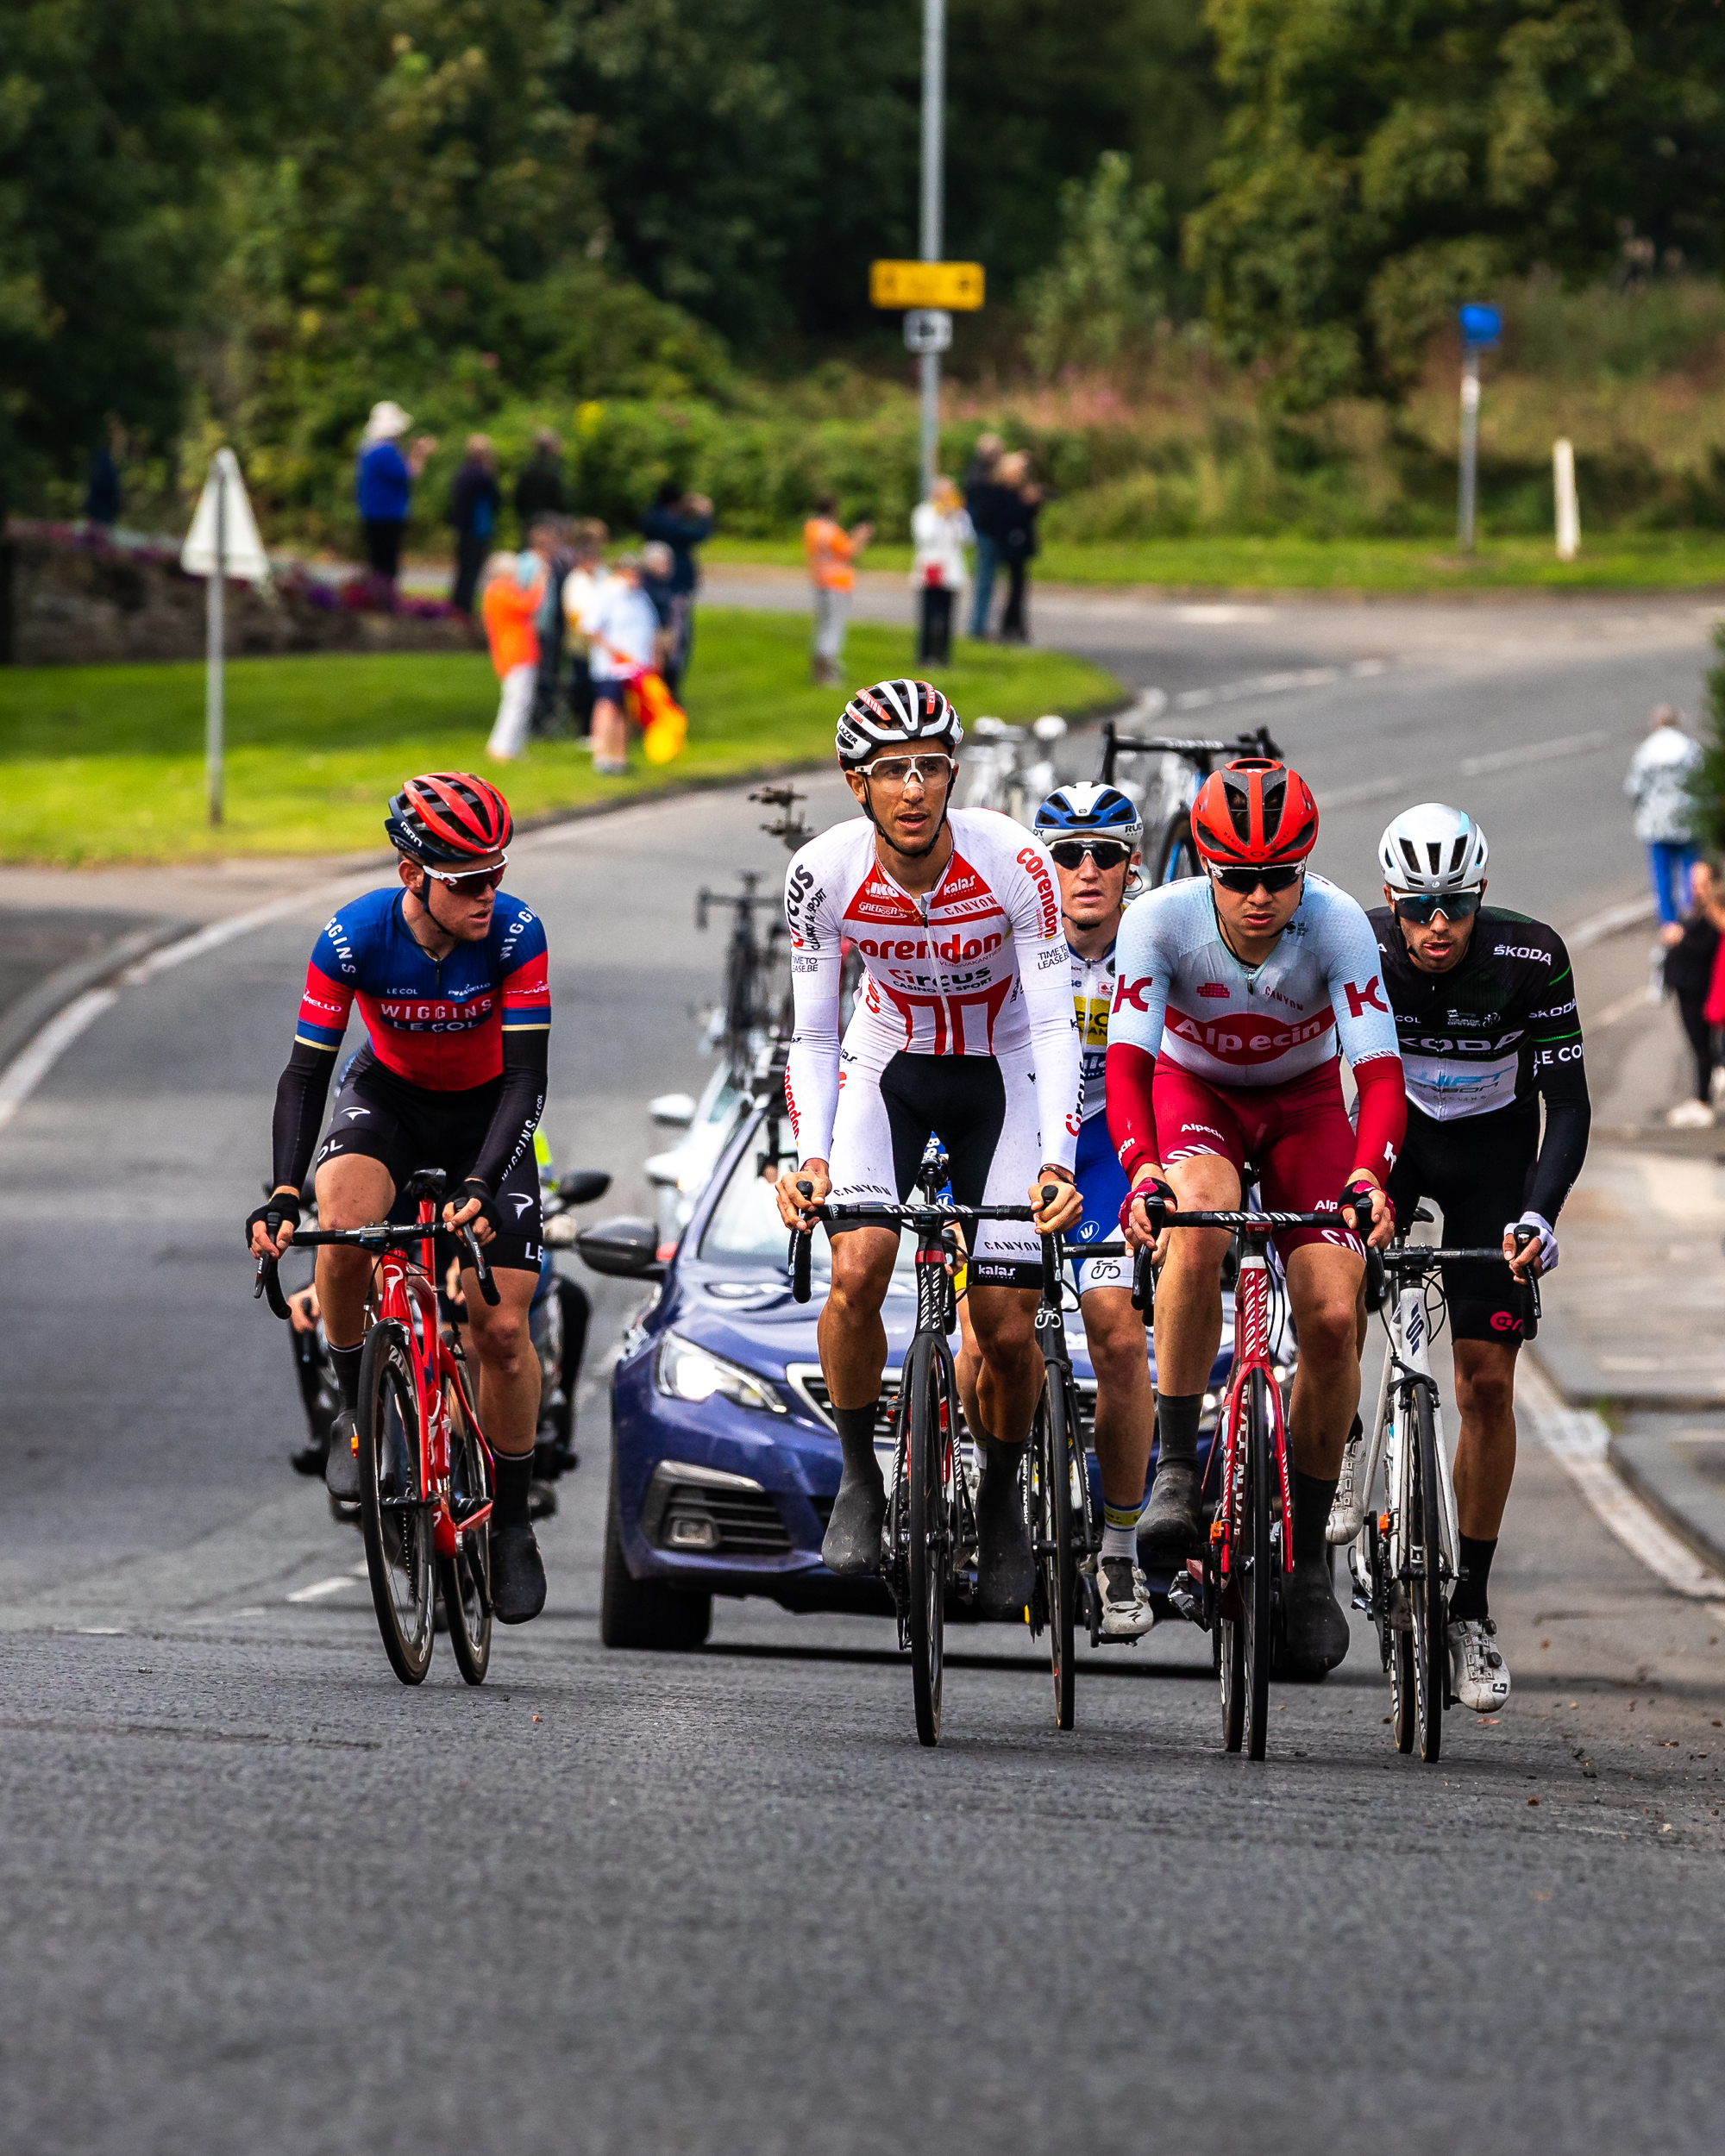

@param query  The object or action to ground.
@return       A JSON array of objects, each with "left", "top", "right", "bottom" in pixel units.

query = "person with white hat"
[{"left": 354, "top": 399, "right": 437, "bottom": 589}]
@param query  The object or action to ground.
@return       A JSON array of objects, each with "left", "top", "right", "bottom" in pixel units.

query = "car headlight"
[{"left": 655, "top": 1332, "right": 785, "bottom": 1415}]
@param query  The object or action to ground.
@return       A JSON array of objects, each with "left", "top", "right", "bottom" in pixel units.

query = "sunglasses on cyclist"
[
  {"left": 861, "top": 754, "right": 956, "bottom": 789},
  {"left": 417, "top": 856, "right": 508, "bottom": 897},
  {"left": 1210, "top": 863, "right": 1305, "bottom": 895},
  {"left": 1392, "top": 888, "right": 1482, "bottom": 924},
  {"left": 1048, "top": 840, "right": 1133, "bottom": 873}
]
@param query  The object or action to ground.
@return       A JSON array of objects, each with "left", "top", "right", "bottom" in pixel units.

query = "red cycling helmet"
[
  {"left": 1190, "top": 757, "right": 1319, "bottom": 868},
  {"left": 386, "top": 772, "right": 513, "bottom": 863}
]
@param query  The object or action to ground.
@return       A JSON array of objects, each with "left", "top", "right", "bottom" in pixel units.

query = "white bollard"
[{"left": 1554, "top": 437, "right": 1580, "bottom": 561}]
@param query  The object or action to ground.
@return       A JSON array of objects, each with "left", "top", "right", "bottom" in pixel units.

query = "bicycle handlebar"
[
  {"left": 252, "top": 1215, "right": 500, "bottom": 1319},
  {"left": 786, "top": 1183, "right": 1071, "bottom": 1307}
]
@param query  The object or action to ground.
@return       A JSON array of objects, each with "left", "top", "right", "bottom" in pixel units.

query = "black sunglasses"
[
  {"left": 1049, "top": 840, "right": 1132, "bottom": 872},
  {"left": 1393, "top": 889, "right": 1482, "bottom": 924},
  {"left": 1211, "top": 864, "right": 1304, "bottom": 894}
]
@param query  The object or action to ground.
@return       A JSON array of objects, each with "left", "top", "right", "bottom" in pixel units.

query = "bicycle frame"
[
  {"left": 1353, "top": 1269, "right": 1458, "bottom": 1625},
  {"left": 1214, "top": 1226, "right": 1293, "bottom": 1591}
]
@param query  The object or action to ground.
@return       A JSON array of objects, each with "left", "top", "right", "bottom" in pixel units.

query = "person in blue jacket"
[
  {"left": 354, "top": 399, "right": 436, "bottom": 587},
  {"left": 638, "top": 480, "right": 712, "bottom": 694}
]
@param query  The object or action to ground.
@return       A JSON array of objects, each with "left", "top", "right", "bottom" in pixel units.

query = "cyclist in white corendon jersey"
[
  {"left": 1107, "top": 756, "right": 1404, "bottom": 1676},
  {"left": 774, "top": 678, "right": 1083, "bottom": 1616}
]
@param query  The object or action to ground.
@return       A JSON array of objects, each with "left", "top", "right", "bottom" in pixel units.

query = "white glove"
[{"left": 1505, "top": 1210, "right": 1558, "bottom": 1275}]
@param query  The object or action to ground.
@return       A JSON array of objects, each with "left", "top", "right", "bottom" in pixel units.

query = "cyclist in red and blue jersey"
[{"left": 247, "top": 773, "right": 554, "bottom": 1622}]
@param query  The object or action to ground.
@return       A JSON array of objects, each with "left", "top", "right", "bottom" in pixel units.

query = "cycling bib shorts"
[
  {"left": 1387, "top": 1099, "right": 1538, "bottom": 1343},
  {"left": 1070, "top": 1107, "right": 1132, "bottom": 1295}
]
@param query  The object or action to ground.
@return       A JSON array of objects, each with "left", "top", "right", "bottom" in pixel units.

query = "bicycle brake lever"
[{"left": 461, "top": 1225, "right": 500, "bottom": 1306}]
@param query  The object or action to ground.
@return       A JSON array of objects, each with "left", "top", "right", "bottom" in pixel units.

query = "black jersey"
[{"left": 1369, "top": 905, "right": 1590, "bottom": 1221}]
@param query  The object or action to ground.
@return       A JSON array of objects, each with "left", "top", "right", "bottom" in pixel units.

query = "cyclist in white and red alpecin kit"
[
  {"left": 1107, "top": 757, "right": 1403, "bottom": 1677},
  {"left": 773, "top": 678, "right": 1083, "bottom": 1618}
]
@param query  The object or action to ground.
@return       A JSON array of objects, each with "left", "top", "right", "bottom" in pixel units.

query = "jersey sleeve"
[
  {"left": 273, "top": 917, "right": 361, "bottom": 1192},
  {"left": 1001, "top": 837, "right": 1082, "bottom": 1172},
  {"left": 498, "top": 905, "right": 551, "bottom": 1042},
  {"left": 1322, "top": 892, "right": 1405, "bottom": 1183},
  {"left": 783, "top": 849, "right": 844, "bottom": 1164},
  {"left": 1104, "top": 895, "right": 1171, "bottom": 1180},
  {"left": 1527, "top": 927, "right": 1590, "bottom": 1219},
  {"left": 294, "top": 917, "right": 360, "bottom": 1054}
]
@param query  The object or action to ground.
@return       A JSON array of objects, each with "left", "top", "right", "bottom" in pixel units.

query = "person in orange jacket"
[{"left": 482, "top": 549, "right": 548, "bottom": 761}]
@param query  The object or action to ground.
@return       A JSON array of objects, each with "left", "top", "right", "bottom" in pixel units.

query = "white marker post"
[
  {"left": 1554, "top": 437, "right": 1580, "bottom": 561},
  {"left": 181, "top": 448, "right": 269, "bottom": 827}
]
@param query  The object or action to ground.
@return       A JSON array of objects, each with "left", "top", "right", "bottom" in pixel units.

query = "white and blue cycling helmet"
[
  {"left": 1033, "top": 781, "right": 1144, "bottom": 852},
  {"left": 1377, "top": 802, "right": 1488, "bottom": 893}
]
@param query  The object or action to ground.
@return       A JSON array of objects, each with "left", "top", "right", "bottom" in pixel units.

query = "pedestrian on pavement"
[
  {"left": 639, "top": 481, "right": 714, "bottom": 694},
  {"left": 481, "top": 548, "right": 547, "bottom": 763},
  {"left": 354, "top": 400, "right": 436, "bottom": 592},
  {"left": 1628, "top": 704, "right": 1704, "bottom": 928},
  {"left": 83, "top": 413, "right": 126, "bottom": 530},
  {"left": 448, "top": 435, "right": 501, "bottom": 617},
  {"left": 963, "top": 432, "right": 1004, "bottom": 637},
  {"left": 910, "top": 475, "right": 973, "bottom": 666},
  {"left": 526, "top": 517, "right": 571, "bottom": 736},
  {"left": 561, "top": 520, "right": 609, "bottom": 741},
  {"left": 1668, "top": 861, "right": 1725, "bottom": 1126},
  {"left": 993, "top": 452, "right": 1044, "bottom": 644},
  {"left": 585, "top": 552, "right": 662, "bottom": 774},
  {"left": 805, "top": 494, "right": 873, "bottom": 686},
  {"left": 513, "top": 429, "right": 568, "bottom": 542}
]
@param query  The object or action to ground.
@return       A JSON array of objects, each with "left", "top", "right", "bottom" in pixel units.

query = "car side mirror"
[
  {"left": 576, "top": 1216, "right": 666, "bottom": 1281},
  {"left": 649, "top": 1091, "right": 697, "bottom": 1129},
  {"left": 556, "top": 1169, "right": 612, "bottom": 1206}
]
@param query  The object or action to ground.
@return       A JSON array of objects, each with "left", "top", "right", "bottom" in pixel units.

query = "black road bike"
[{"left": 1098, "top": 721, "right": 1283, "bottom": 886}]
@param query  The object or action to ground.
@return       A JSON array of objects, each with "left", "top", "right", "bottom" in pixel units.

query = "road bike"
[
  {"left": 961, "top": 713, "right": 1069, "bottom": 824},
  {"left": 788, "top": 1158, "right": 1064, "bottom": 1746},
  {"left": 1140, "top": 1193, "right": 1372, "bottom": 1760},
  {"left": 1097, "top": 721, "right": 1283, "bottom": 886},
  {"left": 255, "top": 1168, "right": 501, "bottom": 1687},
  {"left": 1340, "top": 1215, "right": 1539, "bottom": 1763},
  {"left": 1024, "top": 1216, "right": 1101, "bottom": 1730}
]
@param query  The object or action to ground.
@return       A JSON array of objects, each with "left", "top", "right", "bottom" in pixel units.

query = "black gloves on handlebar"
[
  {"left": 453, "top": 1178, "right": 500, "bottom": 1237},
  {"left": 1338, "top": 1175, "right": 1383, "bottom": 1238},
  {"left": 246, "top": 1189, "right": 300, "bottom": 1248}
]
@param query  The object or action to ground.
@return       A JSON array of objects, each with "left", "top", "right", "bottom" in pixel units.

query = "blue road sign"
[{"left": 1459, "top": 303, "right": 1502, "bottom": 350}]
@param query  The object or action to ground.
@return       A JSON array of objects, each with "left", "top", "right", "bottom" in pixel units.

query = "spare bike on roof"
[{"left": 1097, "top": 721, "right": 1283, "bottom": 886}]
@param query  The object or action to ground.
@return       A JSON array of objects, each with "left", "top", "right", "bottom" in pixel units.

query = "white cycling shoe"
[
  {"left": 1097, "top": 1554, "right": 1157, "bottom": 1640},
  {"left": 1447, "top": 1616, "right": 1511, "bottom": 1712},
  {"left": 1327, "top": 1421, "right": 1364, "bottom": 1545}
]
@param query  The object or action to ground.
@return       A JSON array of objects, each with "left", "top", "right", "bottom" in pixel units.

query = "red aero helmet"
[
  {"left": 386, "top": 772, "right": 513, "bottom": 863},
  {"left": 1190, "top": 757, "right": 1319, "bottom": 868}
]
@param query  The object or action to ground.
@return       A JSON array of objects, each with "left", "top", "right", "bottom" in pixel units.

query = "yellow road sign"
[{"left": 869, "top": 260, "right": 985, "bottom": 310}]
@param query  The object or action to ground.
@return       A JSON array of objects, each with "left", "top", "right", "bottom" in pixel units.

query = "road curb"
[
  {"left": 1608, "top": 1431, "right": 1725, "bottom": 1578},
  {"left": 0, "top": 916, "right": 195, "bottom": 1079}
]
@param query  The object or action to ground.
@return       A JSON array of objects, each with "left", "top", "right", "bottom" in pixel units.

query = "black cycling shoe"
[
  {"left": 324, "top": 1410, "right": 361, "bottom": 1502},
  {"left": 1138, "top": 1458, "right": 1205, "bottom": 1570},
  {"left": 490, "top": 1520, "right": 547, "bottom": 1624},
  {"left": 821, "top": 1464, "right": 887, "bottom": 1577},
  {"left": 975, "top": 1451, "right": 1035, "bottom": 1621},
  {"left": 1281, "top": 1551, "right": 1352, "bottom": 1677},
  {"left": 291, "top": 1436, "right": 329, "bottom": 1479}
]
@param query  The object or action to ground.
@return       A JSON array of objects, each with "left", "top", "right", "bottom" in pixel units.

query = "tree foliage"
[{"left": 1022, "top": 153, "right": 1166, "bottom": 378}]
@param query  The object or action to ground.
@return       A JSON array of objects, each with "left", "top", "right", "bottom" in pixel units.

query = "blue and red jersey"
[{"left": 294, "top": 886, "right": 551, "bottom": 1091}]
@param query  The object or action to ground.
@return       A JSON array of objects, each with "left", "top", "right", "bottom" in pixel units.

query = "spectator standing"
[
  {"left": 83, "top": 414, "right": 126, "bottom": 530},
  {"left": 1665, "top": 861, "right": 1725, "bottom": 1127},
  {"left": 639, "top": 481, "right": 713, "bottom": 694},
  {"left": 526, "top": 517, "right": 571, "bottom": 736},
  {"left": 1628, "top": 703, "right": 1704, "bottom": 926},
  {"left": 993, "top": 451, "right": 1044, "bottom": 643},
  {"left": 639, "top": 540, "right": 677, "bottom": 665},
  {"left": 448, "top": 435, "right": 500, "bottom": 617},
  {"left": 481, "top": 548, "right": 547, "bottom": 762},
  {"left": 909, "top": 475, "right": 973, "bottom": 666},
  {"left": 561, "top": 520, "right": 609, "bottom": 741},
  {"left": 584, "top": 552, "right": 662, "bottom": 775},
  {"left": 514, "top": 429, "right": 568, "bottom": 541},
  {"left": 354, "top": 400, "right": 436, "bottom": 591},
  {"left": 804, "top": 494, "right": 874, "bottom": 686},
  {"left": 963, "top": 432, "right": 1004, "bottom": 637}
]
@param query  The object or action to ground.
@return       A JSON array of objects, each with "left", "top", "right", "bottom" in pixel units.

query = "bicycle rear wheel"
[
  {"left": 905, "top": 1337, "right": 954, "bottom": 1747},
  {"left": 1031, "top": 1378, "right": 1078, "bottom": 1731},
  {"left": 1409, "top": 1386, "right": 1445, "bottom": 1763},
  {"left": 357, "top": 1324, "right": 437, "bottom": 1684},
  {"left": 1154, "top": 812, "right": 1201, "bottom": 887},
  {"left": 1239, "top": 1369, "right": 1275, "bottom": 1759},
  {"left": 438, "top": 1382, "right": 492, "bottom": 1687}
]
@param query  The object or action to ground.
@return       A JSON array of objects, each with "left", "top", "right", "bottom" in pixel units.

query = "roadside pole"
[
  {"left": 208, "top": 467, "right": 226, "bottom": 825},
  {"left": 1455, "top": 302, "right": 1502, "bottom": 553},
  {"left": 1554, "top": 437, "right": 1581, "bottom": 560},
  {"left": 918, "top": 0, "right": 946, "bottom": 504},
  {"left": 180, "top": 448, "right": 271, "bottom": 830}
]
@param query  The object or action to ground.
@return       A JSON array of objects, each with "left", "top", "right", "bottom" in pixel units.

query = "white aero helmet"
[{"left": 1378, "top": 802, "right": 1489, "bottom": 894}]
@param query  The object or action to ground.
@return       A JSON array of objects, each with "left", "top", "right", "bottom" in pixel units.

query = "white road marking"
[
  {"left": 1458, "top": 727, "right": 1617, "bottom": 778},
  {"left": 1176, "top": 604, "right": 1276, "bottom": 624},
  {"left": 1520, "top": 1358, "right": 1725, "bottom": 1621},
  {"left": 1590, "top": 985, "right": 1662, "bottom": 1031},
  {"left": 0, "top": 988, "right": 117, "bottom": 1129},
  {"left": 75, "top": 1626, "right": 125, "bottom": 1636},
  {"left": 285, "top": 1565, "right": 369, "bottom": 1603},
  {"left": 1316, "top": 774, "right": 1409, "bottom": 810},
  {"left": 1566, "top": 892, "right": 1657, "bottom": 950},
  {"left": 1170, "top": 658, "right": 1389, "bottom": 715}
]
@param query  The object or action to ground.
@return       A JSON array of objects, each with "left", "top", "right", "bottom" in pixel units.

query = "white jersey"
[
  {"left": 1070, "top": 940, "right": 1117, "bottom": 1126},
  {"left": 1107, "top": 872, "right": 1399, "bottom": 1086},
  {"left": 784, "top": 808, "right": 1082, "bottom": 1171}
]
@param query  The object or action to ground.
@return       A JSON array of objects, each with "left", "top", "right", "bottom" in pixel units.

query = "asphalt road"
[{"left": 3, "top": 595, "right": 1724, "bottom": 2153}]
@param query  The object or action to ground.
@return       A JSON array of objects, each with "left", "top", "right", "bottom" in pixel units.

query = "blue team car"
[{"left": 581, "top": 1094, "right": 1258, "bottom": 1651}]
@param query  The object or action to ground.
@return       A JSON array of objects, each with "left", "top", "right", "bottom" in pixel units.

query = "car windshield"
[{"left": 697, "top": 1128, "right": 915, "bottom": 1280}]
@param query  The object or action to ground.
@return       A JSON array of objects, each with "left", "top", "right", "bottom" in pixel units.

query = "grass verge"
[
  {"left": 706, "top": 530, "right": 1725, "bottom": 592},
  {"left": 0, "top": 607, "right": 1120, "bottom": 865}
]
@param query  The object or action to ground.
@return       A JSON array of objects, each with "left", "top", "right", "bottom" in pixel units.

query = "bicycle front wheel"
[
  {"left": 358, "top": 1324, "right": 437, "bottom": 1684},
  {"left": 905, "top": 1337, "right": 955, "bottom": 1747},
  {"left": 1031, "top": 1377, "right": 1079, "bottom": 1731},
  {"left": 438, "top": 1382, "right": 492, "bottom": 1687},
  {"left": 1153, "top": 812, "right": 1201, "bottom": 887},
  {"left": 1240, "top": 1369, "right": 1275, "bottom": 1760},
  {"left": 1409, "top": 1386, "right": 1445, "bottom": 1763}
]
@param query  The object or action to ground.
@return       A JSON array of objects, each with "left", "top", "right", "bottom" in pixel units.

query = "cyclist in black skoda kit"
[{"left": 1330, "top": 802, "right": 1590, "bottom": 1713}]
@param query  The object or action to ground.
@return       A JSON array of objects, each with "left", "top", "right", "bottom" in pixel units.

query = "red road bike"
[{"left": 256, "top": 1168, "right": 499, "bottom": 1686}]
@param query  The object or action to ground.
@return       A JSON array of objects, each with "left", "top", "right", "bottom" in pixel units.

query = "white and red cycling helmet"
[{"left": 835, "top": 678, "right": 963, "bottom": 770}]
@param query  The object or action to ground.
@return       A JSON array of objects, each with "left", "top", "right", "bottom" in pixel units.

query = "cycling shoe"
[
  {"left": 975, "top": 1449, "right": 1034, "bottom": 1621},
  {"left": 324, "top": 1410, "right": 361, "bottom": 1502},
  {"left": 1097, "top": 1554, "right": 1156, "bottom": 1640},
  {"left": 1327, "top": 1414, "right": 1365, "bottom": 1545},
  {"left": 1448, "top": 1616, "right": 1511, "bottom": 1712},
  {"left": 490, "top": 1520, "right": 548, "bottom": 1624},
  {"left": 291, "top": 1436, "right": 329, "bottom": 1479},
  {"left": 1138, "top": 1458, "right": 1205, "bottom": 1570},
  {"left": 821, "top": 1463, "right": 887, "bottom": 1577},
  {"left": 1281, "top": 1551, "right": 1351, "bottom": 1677}
]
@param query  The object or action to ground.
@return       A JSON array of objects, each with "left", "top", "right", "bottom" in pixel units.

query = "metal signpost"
[
  {"left": 1456, "top": 302, "right": 1502, "bottom": 552},
  {"left": 180, "top": 448, "right": 270, "bottom": 826}
]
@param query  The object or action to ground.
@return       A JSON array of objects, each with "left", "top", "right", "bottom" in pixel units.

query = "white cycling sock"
[{"left": 1101, "top": 1514, "right": 1139, "bottom": 1562}]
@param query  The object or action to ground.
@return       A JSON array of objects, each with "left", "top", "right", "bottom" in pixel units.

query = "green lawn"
[
  {"left": 707, "top": 530, "right": 1725, "bottom": 592},
  {"left": 0, "top": 608, "right": 1120, "bottom": 865}
]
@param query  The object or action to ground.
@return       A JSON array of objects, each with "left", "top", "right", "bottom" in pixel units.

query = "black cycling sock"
[
  {"left": 492, "top": 1450, "right": 534, "bottom": 1529},
  {"left": 329, "top": 1342, "right": 364, "bottom": 1414},
  {"left": 977, "top": 1433, "right": 1026, "bottom": 1495},
  {"left": 1155, "top": 1393, "right": 1203, "bottom": 1468},
  {"left": 1451, "top": 1533, "right": 1497, "bottom": 1622},
  {"left": 832, "top": 1402, "right": 881, "bottom": 1481},
  {"left": 1292, "top": 1472, "right": 1339, "bottom": 1566}
]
